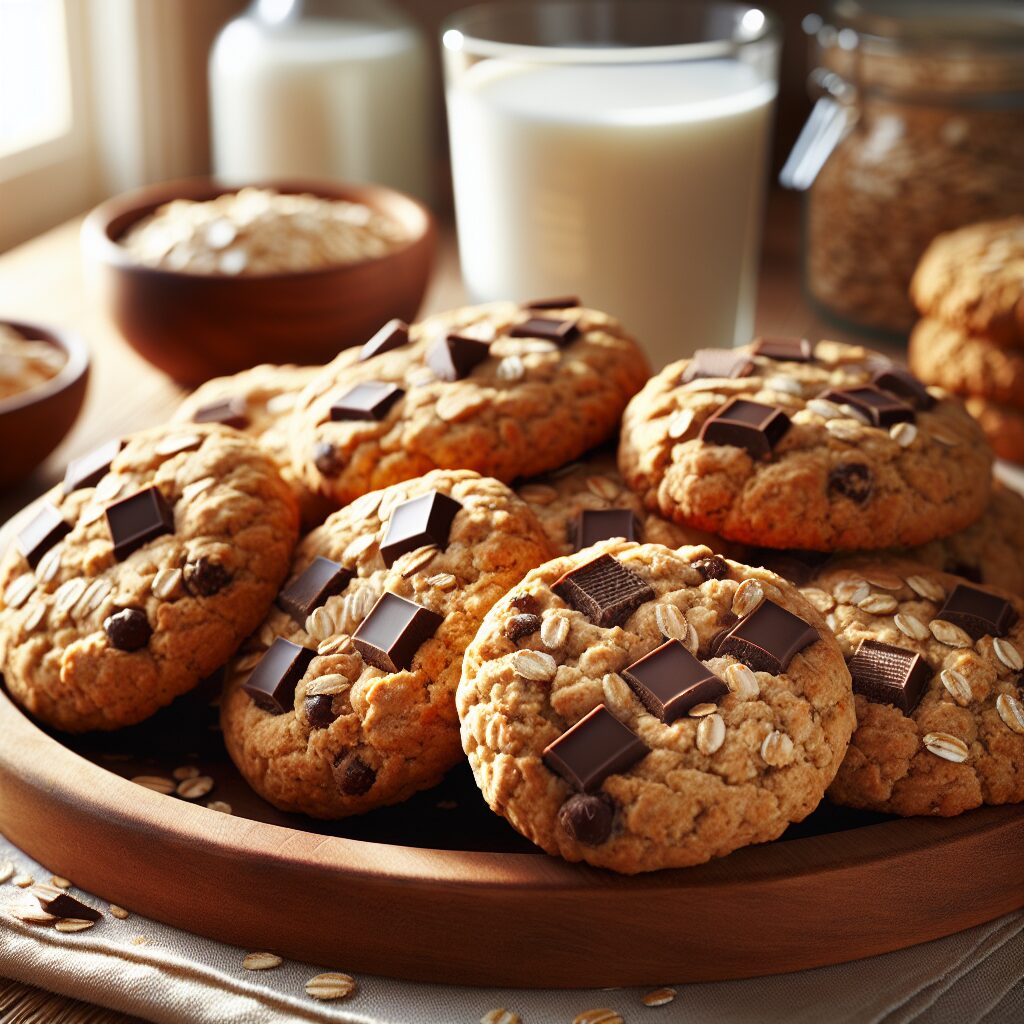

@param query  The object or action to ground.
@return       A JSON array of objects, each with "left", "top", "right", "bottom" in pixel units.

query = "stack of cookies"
[
  {"left": 1, "top": 301, "right": 1022, "bottom": 876},
  {"left": 909, "top": 216, "right": 1024, "bottom": 464}
]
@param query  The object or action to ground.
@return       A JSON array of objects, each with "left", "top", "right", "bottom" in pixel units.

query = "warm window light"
[
  {"left": 442, "top": 28, "right": 464, "bottom": 51},
  {"left": 741, "top": 8, "right": 766, "bottom": 34}
]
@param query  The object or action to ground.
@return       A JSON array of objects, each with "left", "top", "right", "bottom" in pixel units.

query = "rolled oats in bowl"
[
  {"left": 119, "top": 187, "right": 411, "bottom": 275},
  {"left": 0, "top": 324, "right": 67, "bottom": 402}
]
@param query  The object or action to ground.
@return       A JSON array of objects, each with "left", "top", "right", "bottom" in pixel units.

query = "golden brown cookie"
[
  {"left": 963, "top": 396, "right": 1024, "bottom": 465},
  {"left": 908, "top": 318, "right": 1024, "bottom": 406},
  {"left": 287, "top": 302, "right": 651, "bottom": 506},
  {"left": 0, "top": 425, "right": 300, "bottom": 732},
  {"left": 458, "top": 541, "right": 854, "bottom": 874},
  {"left": 805, "top": 560, "right": 1024, "bottom": 816},
  {"left": 220, "top": 470, "right": 552, "bottom": 818},
  {"left": 910, "top": 217, "right": 1024, "bottom": 347},
  {"left": 619, "top": 340, "right": 992, "bottom": 551}
]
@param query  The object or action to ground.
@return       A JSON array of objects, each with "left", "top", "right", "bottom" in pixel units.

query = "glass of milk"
[{"left": 442, "top": 1, "right": 780, "bottom": 366}]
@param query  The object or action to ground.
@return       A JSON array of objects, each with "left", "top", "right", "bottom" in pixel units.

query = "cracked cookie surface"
[
  {"left": 0, "top": 424, "right": 299, "bottom": 731},
  {"left": 287, "top": 301, "right": 651, "bottom": 505},
  {"left": 220, "top": 470, "right": 552, "bottom": 818},
  {"left": 618, "top": 340, "right": 992, "bottom": 551},
  {"left": 457, "top": 541, "right": 854, "bottom": 874},
  {"left": 804, "top": 560, "right": 1024, "bottom": 816}
]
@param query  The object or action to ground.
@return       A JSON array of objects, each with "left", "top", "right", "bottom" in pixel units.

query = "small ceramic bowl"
[
  {"left": 0, "top": 321, "right": 89, "bottom": 487},
  {"left": 81, "top": 178, "right": 437, "bottom": 387}
]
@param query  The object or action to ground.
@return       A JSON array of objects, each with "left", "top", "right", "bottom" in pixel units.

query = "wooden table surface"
[{"left": 0, "top": 190, "right": 867, "bottom": 1024}]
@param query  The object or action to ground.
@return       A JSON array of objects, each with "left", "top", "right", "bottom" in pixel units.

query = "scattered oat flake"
[
  {"left": 573, "top": 1010, "right": 623, "bottom": 1024},
  {"left": 55, "top": 918, "right": 96, "bottom": 933},
  {"left": 642, "top": 987, "right": 677, "bottom": 1007},
  {"left": 305, "top": 972, "right": 357, "bottom": 1001},
  {"left": 207, "top": 800, "right": 233, "bottom": 814},
  {"left": 109, "top": 905, "right": 130, "bottom": 920},
  {"left": 177, "top": 775, "right": 214, "bottom": 800},
  {"left": 172, "top": 764, "right": 200, "bottom": 781},
  {"left": 0, "top": 861, "right": 14, "bottom": 885},
  {"left": 50, "top": 876, "right": 72, "bottom": 889},
  {"left": 12, "top": 874, "right": 33, "bottom": 888},
  {"left": 10, "top": 904, "right": 57, "bottom": 924},
  {"left": 480, "top": 1011, "right": 521, "bottom": 1024},
  {"left": 132, "top": 775, "right": 176, "bottom": 795},
  {"left": 130, "top": 935, "right": 148, "bottom": 945},
  {"left": 243, "top": 951, "right": 283, "bottom": 971}
]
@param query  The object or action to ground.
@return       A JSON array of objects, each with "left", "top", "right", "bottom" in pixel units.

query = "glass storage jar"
[{"left": 799, "top": 0, "right": 1024, "bottom": 337}]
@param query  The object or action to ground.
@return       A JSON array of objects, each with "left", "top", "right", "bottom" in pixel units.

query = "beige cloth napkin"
[{"left": 1, "top": 835, "right": 1021, "bottom": 1024}]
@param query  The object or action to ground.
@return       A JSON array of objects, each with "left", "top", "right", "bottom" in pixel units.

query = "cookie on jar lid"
[
  {"left": 286, "top": 301, "right": 651, "bottom": 506},
  {"left": 219, "top": 470, "right": 552, "bottom": 818},
  {"left": 618, "top": 339, "right": 992, "bottom": 551},
  {"left": 803, "top": 558, "right": 1024, "bottom": 817},
  {"left": 457, "top": 541, "right": 854, "bottom": 874},
  {"left": 0, "top": 424, "right": 300, "bottom": 732}
]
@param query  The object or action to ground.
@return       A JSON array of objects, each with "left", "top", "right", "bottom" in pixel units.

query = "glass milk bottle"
[
  {"left": 443, "top": 1, "right": 780, "bottom": 367},
  {"left": 210, "top": 0, "right": 433, "bottom": 202}
]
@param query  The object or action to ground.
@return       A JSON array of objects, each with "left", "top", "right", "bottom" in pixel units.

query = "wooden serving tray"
[{"left": 1, "top": 492, "right": 1022, "bottom": 988}]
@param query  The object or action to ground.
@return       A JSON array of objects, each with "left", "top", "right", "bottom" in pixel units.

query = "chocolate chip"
[
  {"left": 105, "top": 487, "right": 175, "bottom": 561},
  {"left": 937, "top": 583, "right": 1017, "bottom": 640},
  {"left": 680, "top": 348, "right": 754, "bottom": 384},
  {"left": 751, "top": 337, "right": 815, "bottom": 362},
  {"left": 523, "top": 295, "right": 580, "bottom": 310},
  {"left": 352, "top": 592, "right": 443, "bottom": 672},
  {"left": 333, "top": 753, "right": 376, "bottom": 795},
  {"left": 694, "top": 555, "right": 729, "bottom": 581},
  {"left": 192, "top": 397, "right": 248, "bottom": 429},
  {"left": 242, "top": 638, "right": 315, "bottom": 715},
  {"left": 329, "top": 381, "right": 404, "bottom": 421},
  {"left": 557, "top": 792, "right": 615, "bottom": 846},
  {"left": 16, "top": 503, "right": 70, "bottom": 569},
  {"left": 426, "top": 333, "right": 491, "bottom": 381},
  {"left": 552, "top": 553, "right": 654, "bottom": 629},
  {"left": 359, "top": 318, "right": 409, "bottom": 361},
  {"left": 183, "top": 557, "right": 230, "bottom": 597},
  {"left": 622, "top": 639, "right": 727, "bottom": 723},
  {"left": 543, "top": 704, "right": 648, "bottom": 791},
  {"left": 848, "top": 639, "right": 931, "bottom": 714},
  {"left": 699, "top": 398, "right": 791, "bottom": 460},
  {"left": 510, "top": 317, "right": 580, "bottom": 346},
  {"left": 510, "top": 592, "right": 541, "bottom": 615},
  {"left": 872, "top": 366, "right": 936, "bottom": 410},
  {"left": 828, "top": 463, "right": 873, "bottom": 504},
  {"left": 717, "top": 600, "right": 819, "bottom": 675},
  {"left": 62, "top": 439, "right": 125, "bottom": 495},
  {"left": 35, "top": 889, "right": 101, "bottom": 921},
  {"left": 304, "top": 694, "right": 338, "bottom": 730},
  {"left": 505, "top": 613, "right": 542, "bottom": 642},
  {"left": 574, "top": 508, "right": 638, "bottom": 550},
  {"left": 104, "top": 608, "right": 152, "bottom": 651},
  {"left": 819, "top": 386, "right": 914, "bottom": 427},
  {"left": 379, "top": 491, "right": 462, "bottom": 567},
  {"left": 313, "top": 442, "right": 342, "bottom": 476}
]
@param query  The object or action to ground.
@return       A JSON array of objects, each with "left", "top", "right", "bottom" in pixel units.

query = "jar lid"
[{"left": 829, "top": 0, "right": 1024, "bottom": 48}]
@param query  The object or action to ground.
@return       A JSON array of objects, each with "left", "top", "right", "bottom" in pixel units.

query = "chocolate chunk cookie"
[
  {"left": 220, "top": 470, "right": 552, "bottom": 818},
  {"left": 805, "top": 561, "right": 1024, "bottom": 816},
  {"left": 173, "top": 363, "right": 335, "bottom": 527},
  {"left": 0, "top": 425, "right": 299, "bottom": 731},
  {"left": 458, "top": 541, "right": 854, "bottom": 873},
  {"left": 287, "top": 302, "right": 651, "bottom": 505},
  {"left": 618, "top": 340, "right": 992, "bottom": 551},
  {"left": 910, "top": 217, "right": 1024, "bottom": 347}
]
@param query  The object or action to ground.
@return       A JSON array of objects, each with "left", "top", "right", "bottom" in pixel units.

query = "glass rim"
[{"left": 441, "top": 0, "right": 781, "bottom": 64}]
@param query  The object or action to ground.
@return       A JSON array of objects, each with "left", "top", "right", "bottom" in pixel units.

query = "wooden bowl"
[
  {"left": 0, "top": 321, "right": 89, "bottom": 487},
  {"left": 81, "top": 178, "right": 437, "bottom": 387}
]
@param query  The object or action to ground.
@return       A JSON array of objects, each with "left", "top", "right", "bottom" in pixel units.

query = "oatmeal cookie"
[
  {"left": 287, "top": 302, "right": 650, "bottom": 505},
  {"left": 963, "top": 397, "right": 1024, "bottom": 465},
  {"left": 173, "top": 363, "right": 334, "bottom": 527},
  {"left": 457, "top": 541, "right": 854, "bottom": 874},
  {"left": 908, "top": 318, "right": 1024, "bottom": 406},
  {"left": 618, "top": 340, "right": 992, "bottom": 551},
  {"left": 0, "top": 424, "right": 299, "bottom": 731},
  {"left": 220, "top": 470, "right": 552, "bottom": 818},
  {"left": 910, "top": 217, "right": 1024, "bottom": 347},
  {"left": 805, "top": 560, "right": 1024, "bottom": 816}
]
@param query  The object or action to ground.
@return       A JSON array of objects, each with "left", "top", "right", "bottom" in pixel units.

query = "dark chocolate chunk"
[
  {"left": 828, "top": 462, "right": 873, "bottom": 504},
  {"left": 937, "top": 584, "right": 1018, "bottom": 640},
  {"left": 379, "top": 491, "right": 462, "bottom": 568},
  {"left": 693, "top": 555, "right": 730, "bottom": 581},
  {"left": 574, "top": 508, "right": 638, "bottom": 551},
  {"left": 103, "top": 608, "right": 152, "bottom": 652},
  {"left": 333, "top": 752, "right": 376, "bottom": 795},
  {"left": 751, "top": 337, "right": 815, "bottom": 362},
  {"left": 16, "top": 503, "right": 70, "bottom": 569},
  {"left": 552, "top": 553, "right": 654, "bottom": 628},
  {"left": 542, "top": 704, "right": 647, "bottom": 791},
  {"left": 242, "top": 637, "right": 316, "bottom": 715},
  {"left": 872, "top": 366, "right": 936, "bottom": 410},
  {"left": 192, "top": 397, "right": 248, "bottom": 429},
  {"left": 277, "top": 557, "right": 352, "bottom": 624},
  {"left": 622, "top": 639, "right": 728, "bottom": 723},
  {"left": 329, "top": 381, "right": 404, "bottom": 421},
  {"left": 819, "top": 386, "right": 914, "bottom": 427},
  {"left": 105, "top": 487, "right": 175, "bottom": 561},
  {"left": 304, "top": 694, "right": 338, "bottom": 730},
  {"left": 313, "top": 441, "right": 342, "bottom": 475},
  {"left": 359, "top": 318, "right": 409, "bottom": 361},
  {"left": 524, "top": 295, "right": 580, "bottom": 310},
  {"left": 510, "top": 317, "right": 580, "bottom": 346},
  {"left": 699, "top": 398, "right": 791, "bottom": 460},
  {"left": 352, "top": 591, "right": 443, "bottom": 672},
  {"left": 426, "top": 333, "right": 491, "bottom": 381},
  {"left": 183, "top": 556, "right": 230, "bottom": 597},
  {"left": 34, "top": 887, "right": 101, "bottom": 922},
  {"left": 681, "top": 348, "right": 755, "bottom": 384},
  {"left": 848, "top": 639, "right": 931, "bottom": 714},
  {"left": 748, "top": 548, "right": 831, "bottom": 586},
  {"left": 557, "top": 792, "right": 615, "bottom": 845},
  {"left": 505, "top": 613, "right": 542, "bottom": 642},
  {"left": 717, "top": 600, "right": 819, "bottom": 674},
  {"left": 510, "top": 592, "right": 541, "bottom": 615},
  {"left": 62, "top": 439, "right": 125, "bottom": 495}
]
